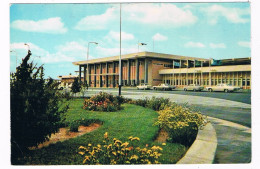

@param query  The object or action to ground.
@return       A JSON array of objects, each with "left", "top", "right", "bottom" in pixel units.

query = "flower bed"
[
  {"left": 78, "top": 132, "right": 163, "bottom": 164},
  {"left": 83, "top": 92, "right": 125, "bottom": 112}
]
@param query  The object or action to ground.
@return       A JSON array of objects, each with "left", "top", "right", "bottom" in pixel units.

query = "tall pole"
[{"left": 119, "top": 3, "right": 122, "bottom": 96}]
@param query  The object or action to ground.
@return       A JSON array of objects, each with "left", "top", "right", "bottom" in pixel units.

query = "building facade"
[{"left": 73, "top": 51, "right": 251, "bottom": 89}]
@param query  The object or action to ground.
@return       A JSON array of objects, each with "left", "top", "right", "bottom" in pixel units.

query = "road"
[{"left": 91, "top": 87, "right": 251, "bottom": 104}]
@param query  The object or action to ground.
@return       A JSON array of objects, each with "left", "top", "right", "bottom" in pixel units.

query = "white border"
[{"left": 2, "top": 0, "right": 260, "bottom": 169}]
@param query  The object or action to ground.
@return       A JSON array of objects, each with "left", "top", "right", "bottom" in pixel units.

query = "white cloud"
[
  {"left": 11, "top": 17, "right": 68, "bottom": 34},
  {"left": 75, "top": 4, "right": 197, "bottom": 31},
  {"left": 201, "top": 5, "right": 250, "bottom": 25},
  {"left": 210, "top": 43, "right": 226, "bottom": 49},
  {"left": 74, "top": 7, "right": 118, "bottom": 31},
  {"left": 105, "top": 31, "right": 135, "bottom": 42},
  {"left": 10, "top": 41, "right": 89, "bottom": 64},
  {"left": 184, "top": 41, "right": 205, "bottom": 48},
  {"left": 238, "top": 41, "right": 250, "bottom": 48},
  {"left": 152, "top": 33, "right": 168, "bottom": 41},
  {"left": 124, "top": 3, "right": 197, "bottom": 27}
]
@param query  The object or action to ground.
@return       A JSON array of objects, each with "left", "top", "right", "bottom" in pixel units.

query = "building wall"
[
  {"left": 78, "top": 57, "right": 251, "bottom": 89},
  {"left": 162, "top": 71, "right": 251, "bottom": 89}
]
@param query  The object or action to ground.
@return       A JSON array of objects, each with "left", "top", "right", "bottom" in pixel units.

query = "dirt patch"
[
  {"left": 155, "top": 128, "right": 169, "bottom": 143},
  {"left": 29, "top": 123, "right": 101, "bottom": 150}
]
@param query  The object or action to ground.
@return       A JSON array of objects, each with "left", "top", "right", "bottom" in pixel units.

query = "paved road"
[
  {"left": 84, "top": 88, "right": 251, "bottom": 164},
  {"left": 91, "top": 87, "right": 251, "bottom": 104}
]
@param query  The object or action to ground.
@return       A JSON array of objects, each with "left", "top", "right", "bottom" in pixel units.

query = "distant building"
[
  {"left": 58, "top": 75, "right": 83, "bottom": 88},
  {"left": 73, "top": 51, "right": 251, "bottom": 89}
]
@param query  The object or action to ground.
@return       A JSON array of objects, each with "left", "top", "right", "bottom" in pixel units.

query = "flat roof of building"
[{"left": 73, "top": 51, "right": 208, "bottom": 65}]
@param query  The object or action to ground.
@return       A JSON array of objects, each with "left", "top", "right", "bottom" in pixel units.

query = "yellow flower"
[
  {"left": 104, "top": 132, "right": 108, "bottom": 139},
  {"left": 130, "top": 155, "right": 139, "bottom": 160},
  {"left": 88, "top": 144, "right": 92, "bottom": 147},
  {"left": 79, "top": 146, "right": 86, "bottom": 150},
  {"left": 121, "top": 142, "right": 129, "bottom": 147},
  {"left": 162, "top": 143, "right": 166, "bottom": 146},
  {"left": 78, "top": 151, "right": 85, "bottom": 155},
  {"left": 112, "top": 151, "right": 117, "bottom": 156},
  {"left": 128, "top": 136, "right": 133, "bottom": 140},
  {"left": 131, "top": 137, "right": 140, "bottom": 141}
]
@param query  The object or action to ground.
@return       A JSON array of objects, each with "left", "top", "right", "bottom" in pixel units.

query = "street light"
[
  {"left": 24, "top": 43, "right": 30, "bottom": 51},
  {"left": 137, "top": 41, "right": 147, "bottom": 53},
  {"left": 119, "top": 3, "right": 122, "bottom": 96},
  {"left": 87, "top": 42, "right": 98, "bottom": 89}
]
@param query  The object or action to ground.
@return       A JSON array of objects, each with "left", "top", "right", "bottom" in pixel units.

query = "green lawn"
[{"left": 22, "top": 98, "right": 187, "bottom": 165}]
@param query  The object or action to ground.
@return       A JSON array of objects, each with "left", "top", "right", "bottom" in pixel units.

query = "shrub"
[
  {"left": 10, "top": 50, "right": 68, "bottom": 162},
  {"left": 83, "top": 92, "right": 125, "bottom": 112},
  {"left": 78, "top": 132, "right": 163, "bottom": 164},
  {"left": 65, "top": 119, "right": 103, "bottom": 132},
  {"left": 71, "top": 77, "right": 81, "bottom": 96},
  {"left": 129, "top": 97, "right": 170, "bottom": 111},
  {"left": 147, "top": 97, "right": 170, "bottom": 111},
  {"left": 154, "top": 105, "right": 207, "bottom": 146}
]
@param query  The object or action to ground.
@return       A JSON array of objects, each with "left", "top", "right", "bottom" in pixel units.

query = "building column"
[
  {"left": 83, "top": 65, "right": 86, "bottom": 84},
  {"left": 179, "top": 60, "right": 182, "bottom": 86},
  {"left": 135, "top": 59, "right": 139, "bottom": 85},
  {"left": 245, "top": 72, "right": 247, "bottom": 89},
  {"left": 127, "top": 60, "right": 131, "bottom": 85},
  {"left": 209, "top": 60, "right": 212, "bottom": 86},
  {"left": 236, "top": 72, "right": 239, "bottom": 86},
  {"left": 186, "top": 60, "right": 188, "bottom": 85},
  {"left": 113, "top": 62, "right": 116, "bottom": 87},
  {"left": 100, "top": 63, "right": 102, "bottom": 87},
  {"left": 94, "top": 64, "right": 96, "bottom": 87},
  {"left": 201, "top": 61, "right": 203, "bottom": 86},
  {"left": 106, "top": 62, "right": 109, "bottom": 88},
  {"left": 193, "top": 60, "right": 196, "bottom": 84},
  {"left": 79, "top": 65, "right": 82, "bottom": 83},
  {"left": 144, "top": 58, "right": 148, "bottom": 84},
  {"left": 88, "top": 65, "right": 91, "bottom": 86},
  {"left": 172, "top": 60, "right": 175, "bottom": 85}
]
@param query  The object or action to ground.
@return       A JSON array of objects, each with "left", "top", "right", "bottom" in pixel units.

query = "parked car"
[
  {"left": 137, "top": 83, "right": 152, "bottom": 90},
  {"left": 153, "top": 83, "right": 176, "bottom": 91},
  {"left": 183, "top": 84, "right": 204, "bottom": 91},
  {"left": 206, "top": 83, "right": 241, "bottom": 92}
]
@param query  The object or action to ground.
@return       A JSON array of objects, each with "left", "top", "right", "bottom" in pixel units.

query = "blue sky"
[{"left": 10, "top": 3, "right": 251, "bottom": 79}]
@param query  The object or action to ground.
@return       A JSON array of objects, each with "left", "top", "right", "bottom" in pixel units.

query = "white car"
[
  {"left": 184, "top": 84, "right": 204, "bottom": 91},
  {"left": 206, "top": 84, "right": 241, "bottom": 93},
  {"left": 137, "top": 83, "right": 152, "bottom": 90},
  {"left": 153, "top": 83, "right": 176, "bottom": 91}
]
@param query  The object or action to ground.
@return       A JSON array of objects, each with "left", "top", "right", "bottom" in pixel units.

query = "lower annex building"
[{"left": 72, "top": 51, "right": 251, "bottom": 89}]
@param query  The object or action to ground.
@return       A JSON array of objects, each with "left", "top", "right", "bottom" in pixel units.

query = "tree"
[
  {"left": 10, "top": 50, "right": 68, "bottom": 163},
  {"left": 71, "top": 77, "right": 81, "bottom": 97}
]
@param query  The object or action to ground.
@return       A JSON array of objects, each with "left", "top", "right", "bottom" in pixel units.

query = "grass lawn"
[{"left": 22, "top": 98, "right": 187, "bottom": 165}]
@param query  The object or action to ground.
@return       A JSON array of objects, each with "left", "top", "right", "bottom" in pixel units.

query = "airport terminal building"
[{"left": 72, "top": 51, "right": 251, "bottom": 89}]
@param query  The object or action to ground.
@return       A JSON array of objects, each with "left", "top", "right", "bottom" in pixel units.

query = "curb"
[{"left": 177, "top": 122, "right": 217, "bottom": 164}]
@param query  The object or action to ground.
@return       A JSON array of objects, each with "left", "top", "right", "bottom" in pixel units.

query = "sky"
[{"left": 10, "top": 2, "right": 251, "bottom": 79}]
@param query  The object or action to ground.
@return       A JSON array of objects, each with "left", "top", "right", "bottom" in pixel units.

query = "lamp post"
[
  {"left": 24, "top": 43, "right": 30, "bottom": 51},
  {"left": 137, "top": 41, "right": 147, "bottom": 53},
  {"left": 119, "top": 3, "right": 122, "bottom": 96},
  {"left": 87, "top": 42, "right": 98, "bottom": 89}
]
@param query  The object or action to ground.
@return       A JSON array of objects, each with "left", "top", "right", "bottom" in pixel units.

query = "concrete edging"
[{"left": 177, "top": 122, "right": 217, "bottom": 164}]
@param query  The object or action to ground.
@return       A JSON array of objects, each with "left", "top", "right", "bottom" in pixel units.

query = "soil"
[
  {"left": 155, "top": 128, "right": 169, "bottom": 143},
  {"left": 29, "top": 123, "right": 101, "bottom": 150}
]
